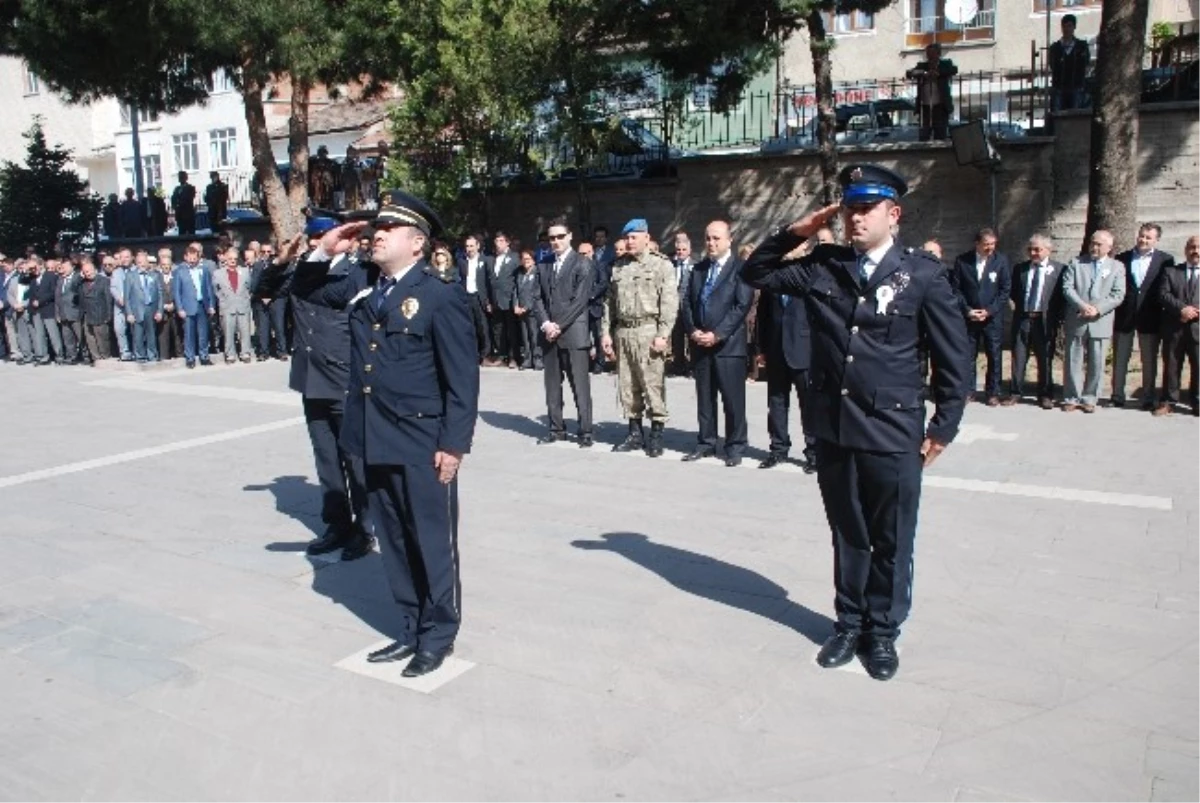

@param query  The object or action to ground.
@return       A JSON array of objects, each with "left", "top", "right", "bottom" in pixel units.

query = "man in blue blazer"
[
  {"left": 681, "top": 220, "right": 755, "bottom": 466},
  {"left": 124, "top": 250, "right": 165, "bottom": 362},
  {"left": 950, "top": 228, "right": 1012, "bottom": 404},
  {"left": 171, "top": 243, "right": 216, "bottom": 368}
]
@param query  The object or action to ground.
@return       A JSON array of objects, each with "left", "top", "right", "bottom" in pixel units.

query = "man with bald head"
[
  {"left": 1061, "top": 229, "right": 1125, "bottom": 412},
  {"left": 681, "top": 220, "right": 755, "bottom": 466}
]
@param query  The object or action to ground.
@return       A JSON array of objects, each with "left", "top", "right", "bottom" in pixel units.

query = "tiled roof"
[{"left": 269, "top": 99, "right": 394, "bottom": 138}]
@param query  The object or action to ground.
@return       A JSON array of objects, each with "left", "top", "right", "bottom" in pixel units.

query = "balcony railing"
[{"left": 905, "top": 8, "right": 996, "bottom": 47}]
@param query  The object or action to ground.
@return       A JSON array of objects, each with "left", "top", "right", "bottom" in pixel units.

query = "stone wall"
[{"left": 481, "top": 103, "right": 1198, "bottom": 263}]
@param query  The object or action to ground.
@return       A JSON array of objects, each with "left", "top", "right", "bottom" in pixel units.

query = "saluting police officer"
[
  {"left": 257, "top": 216, "right": 373, "bottom": 561},
  {"left": 741, "top": 165, "right": 970, "bottom": 681},
  {"left": 310, "top": 191, "right": 480, "bottom": 678}
]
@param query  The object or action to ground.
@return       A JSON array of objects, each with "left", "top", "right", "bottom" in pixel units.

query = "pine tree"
[{"left": 0, "top": 119, "right": 101, "bottom": 256}]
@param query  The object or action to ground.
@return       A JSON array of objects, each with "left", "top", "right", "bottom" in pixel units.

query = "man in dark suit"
[
  {"left": 311, "top": 191, "right": 480, "bottom": 678},
  {"left": 170, "top": 243, "right": 216, "bottom": 368},
  {"left": 457, "top": 235, "right": 491, "bottom": 361},
  {"left": 681, "top": 220, "right": 754, "bottom": 466},
  {"left": 1156, "top": 236, "right": 1199, "bottom": 417},
  {"left": 583, "top": 242, "right": 611, "bottom": 374},
  {"left": 257, "top": 216, "right": 374, "bottom": 561},
  {"left": 756, "top": 278, "right": 817, "bottom": 472},
  {"left": 905, "top": 43, "right": 958, "bottom": 141},
  {"left": 741, "top": 164, "right": 970, "bottom": 681},
  {"left": 1004, "top": 233, "right": 1065, "bottom": 409},
  {"left": 532, "top": 217, "right": 595, "bottom": 446},
  {"left": 950, "top": 228, "right": 1012, "bottom": 405},
  {"left": 171, "top": 171, "right": 197, "bottom": 236},
  {"left": 55, "top": 259, "right": 83, "bottom": 363},
  {"left": 79, "top": 259, "right": 112, "bottom": 363},
  {"left": 486, "top": 232, "right": 520, "bottom": 367},
  {"left": 204, "top": 171, "right": 229, "bottom": 229},
  {"left": 1049, "top": 14, "right": 1090, "bottom": 115},
  {"left": 669, "top": 232, "right": 696, "bottom": 377},
  {"left": 1111, "top": 223, "right": 1175, "bottom": 409},
  {"left": 29, "top": 258, "right": 65, "bottom": 365}
]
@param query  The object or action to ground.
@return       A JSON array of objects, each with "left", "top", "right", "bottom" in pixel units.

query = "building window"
[
  {"left": 907, "top": 0, "right": 996, "bottom": 47},
  {"left": 822, "top": 10, "right": 875, "bottom": 34},
  {"left": 119, "top": 105, "right": 160, "bottom": 128},
  {"left": 212, "top": 69, "right": 237, "bottom": 94},
  {"left": 209, "top": 128, "right": 238, "bottom": 169},
  {"left": 22, "top": 63, "right": 40, "bottom": 95},
  {"left": 173, "top": 133, "right": 200, "bottom": 172},
  {"left": 122, "top": 155, "right": 163, "bottom": 193},
  {"left": 1033, "top": 0, "right": 1100, "bottom": 11}
]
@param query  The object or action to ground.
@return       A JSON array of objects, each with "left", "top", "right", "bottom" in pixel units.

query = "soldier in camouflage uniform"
[{"left": 600, "top": 218, "right": 678, "bottom": 457}]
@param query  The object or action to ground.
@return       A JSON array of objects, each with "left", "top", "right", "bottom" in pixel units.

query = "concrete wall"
[{"left": 481, "top": 103, "right": 1198, "bottom": 265}]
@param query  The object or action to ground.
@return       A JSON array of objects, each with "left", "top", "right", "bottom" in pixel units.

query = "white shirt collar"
[{"left": 861, "top": 237, "right": 894, "bottom": 267}]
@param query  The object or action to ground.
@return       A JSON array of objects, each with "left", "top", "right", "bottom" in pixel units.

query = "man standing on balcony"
[
  {"left": 1049, "top": 14, "right": 1090, "bottom": 115},
  {"left": 205, "top": 171, "right": 229, "bottom": 230},
  {"left": 905, "top": 43, "right": 958, "bottom": 142}
]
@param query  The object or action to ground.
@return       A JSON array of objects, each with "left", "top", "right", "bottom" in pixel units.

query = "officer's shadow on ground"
[
  {"left": 571, "top": 532, "right": 833, "bottom": 646},
  {"left": 478, "top": 409, "right": 771, "bottom": 461},
  {"left": 246, "top": 475, "right": 326, "bottom": 548}
]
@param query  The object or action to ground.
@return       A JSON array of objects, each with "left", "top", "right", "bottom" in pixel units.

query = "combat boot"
[
  {"left": 612, "top": 419, "right": 644, "bottom": 452},
  {"left": 645, "top": 421, "right": 665, "bottom": 458}
]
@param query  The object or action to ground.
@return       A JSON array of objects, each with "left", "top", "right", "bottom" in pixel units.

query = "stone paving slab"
[{"left": 0, "top": 358, "right": 1195, "bottom": 801}]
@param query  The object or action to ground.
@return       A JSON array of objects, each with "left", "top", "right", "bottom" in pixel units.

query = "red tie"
[{"left": 227, "top": 267, "right": 238, "bottom": 292}]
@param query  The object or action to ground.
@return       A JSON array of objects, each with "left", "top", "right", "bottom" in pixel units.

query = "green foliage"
[
  {"left": 1150, "top": 21, "right": 1175, "bottom": 46},
  {"left": 0, "top": 120, "right": 100, "bottom": 255}
]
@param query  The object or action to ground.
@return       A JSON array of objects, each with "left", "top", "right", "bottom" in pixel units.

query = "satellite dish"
[{"left": 944, "top": 0, "right": 979, "bottom": 25}]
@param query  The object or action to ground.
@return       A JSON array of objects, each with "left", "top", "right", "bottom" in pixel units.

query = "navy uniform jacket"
[
  {"left": 324, "top": 260, "right": 480, "bottom": 467},
  {"left": 742, "top": 234, "right": 970, "bottom": 453},
  {"left": 681, "top": 256, "right": 754, "bottom": 358},
  {"left": 259, "top": 253, "right": 357, "bottom": 401},
  {"left": 949, "top": 250, "right": 1012, "bottom": 323},
  {"left": 756, "top": 290, "right": 811, "bottom": 372}
]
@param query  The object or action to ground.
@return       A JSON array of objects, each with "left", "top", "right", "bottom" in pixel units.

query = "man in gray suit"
[
  {"left": 1062, "top": 229, "right": 1126, "bottom": 412},
  {"left": 533, "top": 216, "right": 594, "bottom": 446},
  {"left": 211, "top": 245, "right": 253, "bottom": 363},
  {"left": 124, "top": 250, "right": 165, "bottom": 362},
  {"left": 55, "top": 259, "right": 83, "bottom": 363}
]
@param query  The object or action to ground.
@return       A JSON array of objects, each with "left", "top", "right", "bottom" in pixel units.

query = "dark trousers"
[
  {"left": 543, "top": 343, "right": 593, "bottom": 436},
  {"left": 468, "top": 293, "right": 490, "bottom": 359},
  {"left": 254, "top": 299, "right": 289, "bottom": 356},
  {"left": 60, "top": 320, "right": 82, "bottom": 361},
  {"left": 489, "top": 307, "right": 519, "bottom": 361},
  {"left": 156, "top": 315, "right": 180, "bottom": 360},
  {"left": 669, "top": 317, "right": 689, "bottom": 375},
  {"left": 1163, "top": 328, "right": 1199, "bottom": 408},
  {"left": 177, "top": 211, "right": 196, "bottom": 236},
  {"left": 518, "top": 313, "right": 542, "bottom": 368},
  {"left": 693, "top": 352, "right": 748, "bottom": 456},
  {"left": 84, "top": 323, "right": 111, "bottom": 360},
  {"left": 1010, "top": 314, "right": 1056, "bottom": 400},
  {"left": 181, "top": 313, "right": 210, "bottom": 362},
  {"left": 968, "top": 319, "right": 1003, "bottom": 397},
  {"left": 589, "top": 313, "right": 608, "bottom": 371},
  {"left": 918, "top": 103, "right": 950, "bottom": 141},
  {"left": 766, "top": 362, "right": 815, "bottom": 458},
  {"left": 815, "top": 441, "right": 922, "bottom": 639},
  {"left": 303, "top": 396, "right": 368, "bottom": 536},
  {"left": 366, "top": 463, "right": 460, "bottom": 653}
]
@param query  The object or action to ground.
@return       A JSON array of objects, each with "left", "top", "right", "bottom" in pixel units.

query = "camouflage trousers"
[{"left": 615, "top": 324, "right": 669, "bottom": 423}]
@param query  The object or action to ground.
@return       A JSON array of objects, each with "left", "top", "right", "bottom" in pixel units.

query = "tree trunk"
[
  {"left": 807, "top": 11, "right": 839, "bottom": 208},
  {"left": 287, "top": 77, "right": 311, "bottom": 224},
  {"left": 1084, "top": 0, "right": 1150, "bottom": 252},
  {"left": 241, "top": 71, "right": 295, "bottom": 243}
]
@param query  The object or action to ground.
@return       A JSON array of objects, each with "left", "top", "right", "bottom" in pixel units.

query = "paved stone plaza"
[{"left": 0, "top": 359, "right": 1196, "bottom": 801}]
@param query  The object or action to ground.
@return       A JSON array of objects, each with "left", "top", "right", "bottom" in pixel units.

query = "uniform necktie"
[
  {"left": 856, "top": 253, "right": 870, "bottom": 283},
  {"left": 375, "top": 276, "right": 396, "bottom": 312},
  {"left": 780, "top": 293, "right": 791, "bottom": 308}
]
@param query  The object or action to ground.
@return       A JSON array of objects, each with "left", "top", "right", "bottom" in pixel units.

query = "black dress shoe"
[
  {"left": 367, "top": 641, "right": 417, "bottom": 664},
  {"left": 758, "top": 453, "right": 787, "bottom": 469},
  {"left": 403, "top": 647, "right": 453, "bottom": 677},
  {"left": 200, "top": 358, "right": 213, "bottom": 366},
  {"left": 537, "top": 433, "right": 566, "bottom": 444},
  {"left": 860, "top": 635, "right": 899, "bottom": 681},
  {"left": 816, "top": 631, "right": 861, "bottom": 668},
  {"left": 305, "top": 528, "right": 347, "bottom": 556},
  {"left": 724, "top": 455, "right": 743, "bottom": 467},
  {"left": 802, "top": 454, "right": 818, "bottom": 475},
  {"left": 578, "top": 434, "right": 594, "bottom": 448},
  {"left": 681, "top": 448, "right": 715, "bottom": 462},
  {"left": 339, "top": 534, "right": 375, "bottom": 562},
  {"left": 186, "top": 359, "right": 196, "bottom": 369}
]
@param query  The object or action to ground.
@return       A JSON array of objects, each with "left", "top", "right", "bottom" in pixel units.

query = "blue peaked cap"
[
  {"left": 839, "top": 163, "right": 908, "bottom": 206},
  {"left": 305, "top": 216, "right": 339, "bottom": 237}
]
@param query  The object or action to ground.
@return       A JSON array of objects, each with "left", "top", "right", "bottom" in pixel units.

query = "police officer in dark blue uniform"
[
  {"left": 310, "top": 191, "right": 480, "bottom": 678},
  {"left": 741, "top": 164, "right": 970, "bottom": 681},
  {"left": 257, "top": 216, "right": 373, "bottom": 561}
]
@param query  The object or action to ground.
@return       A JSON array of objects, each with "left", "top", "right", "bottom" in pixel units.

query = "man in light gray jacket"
[
  {"left": 211, "top": 245, "right": 253, "bottom": 363},
  {"left": 1061, "top": 229, "right": 1126, "bottom": 412}
]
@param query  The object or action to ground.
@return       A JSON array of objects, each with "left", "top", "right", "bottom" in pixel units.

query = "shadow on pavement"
[
  {"left": 571, "top": 532, "right": 833, "bottom": 646},
  {"left": 245, "top": 475, "right": 324, "bottom": 541}
]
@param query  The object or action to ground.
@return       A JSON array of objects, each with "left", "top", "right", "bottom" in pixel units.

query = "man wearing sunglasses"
[
  {"left": 308, "top": 192, "right": 480, "bottom": 679},
  {"left": 741, "top": 164, "right": 969, "bottom": 681}
]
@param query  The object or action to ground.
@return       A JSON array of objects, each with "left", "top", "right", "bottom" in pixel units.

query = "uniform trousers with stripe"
[
  {"left": 366, "top": 463, "right": 461, "bottom": 653},
  {"left": 815, "top": 441, "right": 922, "bottom": 640}
]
